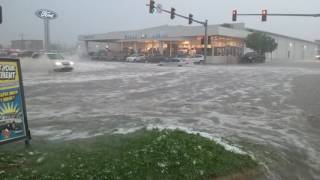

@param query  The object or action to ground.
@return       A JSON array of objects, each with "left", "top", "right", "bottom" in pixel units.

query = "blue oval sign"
[{"left": 35, "top": 9, "right": 58, "bottom": 20}]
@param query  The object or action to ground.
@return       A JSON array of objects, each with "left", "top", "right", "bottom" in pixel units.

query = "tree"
[{"left": 245, "top": 32, "right": 278, "bottom": 54}]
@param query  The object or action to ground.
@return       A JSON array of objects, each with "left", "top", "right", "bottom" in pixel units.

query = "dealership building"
[{"left": 79, "top": 23, "right": 318, "bottom": 63}]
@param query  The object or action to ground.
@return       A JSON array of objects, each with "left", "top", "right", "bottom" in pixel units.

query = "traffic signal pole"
[
  {"left": 147, "top": 2, "right": 209, "bottom": 63},
  {"left": 204, "top": 20, "right": 208, "bottom": 63}
]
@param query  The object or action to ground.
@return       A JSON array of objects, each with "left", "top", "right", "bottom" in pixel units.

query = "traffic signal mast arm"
[
  {"left": 146, "top": 4, "right": 207, "bottom": 26},
  {"left": 146, "top": 2, "right": 208, "bottom": 62},
  {"left": 238, "top": 13, "right": 320, "bottom": 17},
  {"left": 163, "top": 9, "right": 206, "bottom": 25}
]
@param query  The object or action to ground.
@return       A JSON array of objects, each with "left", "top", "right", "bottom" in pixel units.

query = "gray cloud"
[{"left": 0, "top": 0, "right": 319, "bottom": 46}]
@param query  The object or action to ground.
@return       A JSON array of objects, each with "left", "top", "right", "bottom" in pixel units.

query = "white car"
[
  {"left": 190, "top": 54, "right": 204, "bottom": 64},
  {"left": 126, "top": 54, "right": 146, "bottom": 62},
  {"left": 175, "top": 54, "right": 191, "bottom": 61},
  {"left": 176, "top": 54, "right": 204, "bottom": 64},
  {"left": 33, "top": 53, "right": 74, "bottom": 72},
  {"left": 158, "top": 58, "right": 193, "bottom": 67},
  {"left": 316, "top": 55, "right": 320, "bottom": 60}
]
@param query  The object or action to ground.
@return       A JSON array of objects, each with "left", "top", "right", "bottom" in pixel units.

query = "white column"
[
  {"left": 169, "top": 41, "right": 172, "bottom": 57},
  {"left": 85, "top": 41, "right": 89, "bottom": 54},
  {"left": 134, "top": 42, "right": 137, "bottom": 54},
  {"left": 159, "top": 41, "right": 164, "bottom": 55},
  {"left": 120, "top": 42, "right": 123, "bottom": 53}
]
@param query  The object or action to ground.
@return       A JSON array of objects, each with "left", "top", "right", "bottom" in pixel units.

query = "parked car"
[
  {"left": 126, "top": 54, "right": 146, "bottom": 62},
  {"left": 316, "top": 55, "right": 320, "bottom": 60},
  {"left": 240, "top": 52, "right": 266, "bottom": 63},
  {"left": 175, "top": 54, "right": 191, "bottom": 61},
  {"left": 91, "top": 50, "right": 116, "bottom": 61},
  {"left": 188, "top": 54, "right": 205, "bottom": 64},
  {"left": 113, "top": 54, "right": 127, "bottom": 61},
  {"left": 31, "top": 52, "right": 41, "bottom": 59},
  {"left": 174, "top": 54, "right": 205, "bottom": 64},
  {"left": 0, "top": 50, "right": 8, "bottom": 57},
  {"left": 158, "top": 58, "right": 193, "bottom": 67},
  {"left": 90, "top": 51, "right": 102, "bottom": 60},
  {"left": 145, "top": 55, "right": 167, "bottom": 63},
  {"left": 33, "top": 53, "right": 74, "bottom": 72},
  {"left": 8, "top": 53, "right": 19, "bottom": 59},
  {"left": 18, "top": 51, "right": 35, "bottom": 58}
]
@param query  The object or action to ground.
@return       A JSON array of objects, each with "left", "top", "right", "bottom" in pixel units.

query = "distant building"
[
  {"left": 11, "top": 40, "right": 43, "bottom": 51},
  {"left": 79, "top": 23, "right": 318, "bottom": 64}
]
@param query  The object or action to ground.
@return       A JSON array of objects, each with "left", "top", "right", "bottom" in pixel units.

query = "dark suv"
[
  {"left": 145, "top": 55, "right": 167, "bottom": 63},
  {"left": 91, "top": 50, "right": 118, "bottom": 61},
  {"left": 240, "top": 52, "right": 266, "bottom": 63}
]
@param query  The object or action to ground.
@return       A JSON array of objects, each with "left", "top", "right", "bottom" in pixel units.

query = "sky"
[{"left": 0, "top": 0, "right": 319, "bottom": 46}]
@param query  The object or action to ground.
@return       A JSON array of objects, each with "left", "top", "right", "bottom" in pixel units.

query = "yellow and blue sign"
[{"left": 0, "top": 58, "right": 30, "bottom": 145}]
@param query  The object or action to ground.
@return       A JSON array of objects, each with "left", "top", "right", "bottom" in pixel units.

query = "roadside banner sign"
[{"left": 0, "top": 58, "right": 31, "bottom": 145}]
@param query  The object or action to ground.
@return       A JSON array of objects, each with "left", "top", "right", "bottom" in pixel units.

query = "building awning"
[{"left": 117, "top": 37, "right": 194, "bottom": 43}]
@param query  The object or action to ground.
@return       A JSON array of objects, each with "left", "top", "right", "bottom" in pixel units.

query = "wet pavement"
[{"left": 21, "top": 58, "right": 320, "bottom": 180}]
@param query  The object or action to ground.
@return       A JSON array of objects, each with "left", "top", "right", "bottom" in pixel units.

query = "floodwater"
[{"left": 21, "top": 57, "right": 320, "bottom": 180}]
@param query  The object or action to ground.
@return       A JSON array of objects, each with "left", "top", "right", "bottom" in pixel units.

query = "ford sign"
[{"left": 35, "top": 9, "right": 58, "bottom": 20}]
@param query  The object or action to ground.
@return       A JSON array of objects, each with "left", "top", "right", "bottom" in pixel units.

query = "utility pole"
[{"left": 18, "top": 33, "right": 25, "bottom": 50}]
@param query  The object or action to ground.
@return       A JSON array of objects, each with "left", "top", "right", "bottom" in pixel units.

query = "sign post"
[
  {"left": 35, "top": 9, "right": 58, "bottom": 52},
  {"left": 0, "top": 58, "right": 31, "bottom": 146},
  {"left": 44, "top": 19, "right": 49, "bottom": 51}
]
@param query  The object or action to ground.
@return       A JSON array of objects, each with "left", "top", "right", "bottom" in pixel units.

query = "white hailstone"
[{"left": 36, "top": 156, "right": 45, "bottom": 163}]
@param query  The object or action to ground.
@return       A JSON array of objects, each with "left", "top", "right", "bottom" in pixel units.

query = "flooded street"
[{"left": 21, "top": 58, "right": 320, "bottom": 180}]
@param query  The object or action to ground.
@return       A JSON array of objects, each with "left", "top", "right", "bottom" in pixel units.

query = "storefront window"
[
  {"left": 212, "top": 36, "right": 244, "bottom": 57},
  {"left": 214, "top": 46, "right": 243, "bottom": 57}
]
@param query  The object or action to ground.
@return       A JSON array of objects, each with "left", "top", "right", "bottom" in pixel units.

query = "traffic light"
[
  {"left": 170, "top": 8, "right": 176, "bottom": 19},
  {"left": 149, "top": 0, "right": 155, "bottom": 14},
  {"left": 188, "top": 14, "right": 193, "bottom": 24},
  {"left": 0, "top": 6, "right": 2, "bottom": 24},
  {"left": 232, "top": 10, "right": 237, "bottom": 21},
  {"left": 262, "top": 9, "right": 267, "bottom": 21}
]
